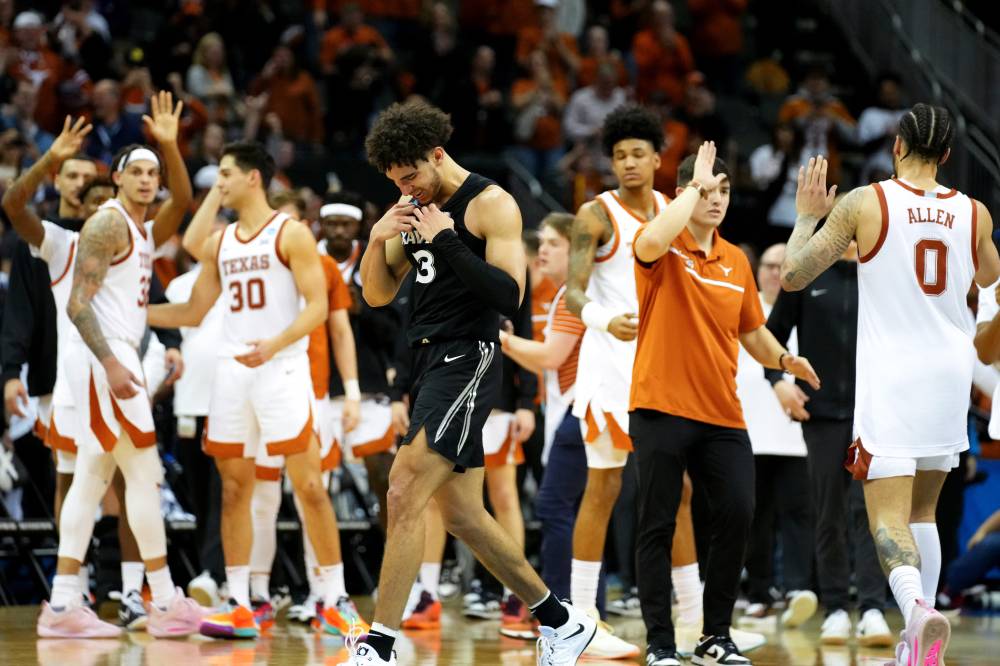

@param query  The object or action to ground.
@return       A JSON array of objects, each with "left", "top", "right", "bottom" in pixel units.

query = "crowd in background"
[{"left": 0, "top": 0, "right": 997, "bottom": 616}]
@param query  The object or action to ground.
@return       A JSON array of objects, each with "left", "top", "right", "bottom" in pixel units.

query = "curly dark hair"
[
  {"left": 601, "top": 105, "right": 664, "bottom": 156},
  {"left": 365, "top": 101, "right": 454, "bottom": 173}
]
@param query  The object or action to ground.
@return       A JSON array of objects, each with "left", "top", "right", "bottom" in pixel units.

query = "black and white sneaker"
[
  {"left": 692, "top": 635, "right": 751, "bottom": 665},
  {"left": 646, "top": 646, "right": 682, "bottom": 666},
  {"left": 117, "top": 589, "right": 149, "bottom": 631},
  {"left": 608, "top": 588, "right": 642, "bottom": 617}
]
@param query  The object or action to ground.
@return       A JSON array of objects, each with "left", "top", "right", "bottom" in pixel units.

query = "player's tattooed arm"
[
  {"left": 782, "top": 186, "right": 864, "bottom": 291},
  {"left": 67, "top": 210, "right": 129, "bottom": 361},
  {"left": 564, "top": 201, "right": 612, "bottom": 316},
  {"left": 872, "top": 526, "right": 922, "bottom": 576}
]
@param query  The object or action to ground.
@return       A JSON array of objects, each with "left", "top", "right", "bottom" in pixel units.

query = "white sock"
[
  {"left": 51, "top": 574, "right": 80, "bottom": 609},
  {"left": 147, "top": 566, "right": 176, "bottom": 608},
  {"left": 888, "top": 565, "right": 924, "bottom": 623},
  {"left": 570, "top": 559, "right": 602, "bottom": 612},
  {"left": 250, "top": 573, "right": 270, "bottom": 601},
  {"left": 910, "top": 523, "right": 941, "bottom": 606},
  {"left": 672, "top": 563, "right": 703, "bottom": 626},
  {"left": 121, "top": 562, "right": 145, "bottom": 595},
  {"left": 78, "top": 566, "right": 90, "bottom": 600},
  {"left": 320, "top": 563, "right": 347, "bottom": 607},
  {"left": 226, "top": 565, "right": 252, "bottom": 608},
  {"left": 420, "top": 562, "right": 441, "bottom": 600}
]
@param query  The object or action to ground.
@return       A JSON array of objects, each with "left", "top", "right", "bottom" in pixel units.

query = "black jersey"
[{"left": 401, "top": 172, "right": 499, "bottom": 347}]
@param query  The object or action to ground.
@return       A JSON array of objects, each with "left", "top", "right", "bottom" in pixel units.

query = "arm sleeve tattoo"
[
  {"left": 67, "top": 210, "right": 128, "bottom": 362},
  {"left": 565, "top": 203, "right": 612, "bottom": 316},
  {"left": 782, "top": 187, "right": 865, "bottom": 291}
]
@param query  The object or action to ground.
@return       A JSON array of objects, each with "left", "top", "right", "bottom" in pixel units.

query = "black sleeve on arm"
[
  {"left": 0, "top": 243, "right": 39, "bottom": 388},
  {"left": 148, "top": 273, "right": 182, "bottom": 350},
  {"left": 764, "top": 288, "right": 802, "bottom": 385},
  {"left": 511, "top": 275, "right": 537, "bottom": 409},
  {"left": 431, "top": 229, "right": 519, "bottom": 317}
]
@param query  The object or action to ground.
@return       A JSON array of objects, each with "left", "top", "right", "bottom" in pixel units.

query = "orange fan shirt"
[
  {"left": 630, "top": 226, "right": 765, "bottom": 428},
  {"left": 308, "top": 254, "right": 353, "bottom": 399}
]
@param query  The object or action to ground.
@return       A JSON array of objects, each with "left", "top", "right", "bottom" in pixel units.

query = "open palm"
[
  {"left": 50, "top": 116, "right": 92, "bottom": 161},
  {"left": 143, "top": 90, "right": 184, "bottom": 145}
]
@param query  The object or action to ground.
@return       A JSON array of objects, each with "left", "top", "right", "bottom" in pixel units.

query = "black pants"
[
  {"left": 745, "top": 455, "right": 814, "bottom": 604},
  {"left": 175, "top": 416, "right": 225, "bottom": 580},
  {"left": 611, "top": 450, "right": 639, "bottom": 589},
  {"left": 631, "top": 409, "right": 755, "bottom": 649},
  {"left": 802, "top": 419, "right": 885, "bottom": 613}
]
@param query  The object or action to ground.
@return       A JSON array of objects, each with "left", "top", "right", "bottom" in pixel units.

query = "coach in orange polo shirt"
[{"left": 629, "top": 142, "right": 820, "bottom": 666}]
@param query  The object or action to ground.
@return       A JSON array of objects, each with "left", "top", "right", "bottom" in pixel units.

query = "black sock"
[
  {"left": 365, "top": 628, "right": 396, "bottom": 662},
  {"left": 529, "top": 592, "right": 570, "bottom": 628}
]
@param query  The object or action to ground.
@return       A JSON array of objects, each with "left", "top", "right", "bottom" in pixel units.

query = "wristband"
[
  {"left": 581, "top": 301, "right": 615, "bottom": 331},
  {"left": 344, "top": 379, "right": 361, "bottom": 401},
  {"left": 778, "top": 352, "right": 790, "bottom": 371}
]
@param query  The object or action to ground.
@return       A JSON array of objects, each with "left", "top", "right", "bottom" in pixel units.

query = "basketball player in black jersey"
[{"left": 341, "top": 102, "right": 595, "bottom": 666}]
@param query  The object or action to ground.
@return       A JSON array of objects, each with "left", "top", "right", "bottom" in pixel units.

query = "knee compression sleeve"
[
  {"left": 57, "top": 450, "right": 115, "bottom": 561},
  {"left": 250, "top": 480, "right": 282, "bottom": 574}
]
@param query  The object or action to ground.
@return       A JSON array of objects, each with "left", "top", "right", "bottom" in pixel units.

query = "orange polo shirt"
[
  {"left": 630, "top": 226, "right": 765, "bottom": 429},
  {"left": 307, "top": 254, "right": 353, "bottom": 399}
]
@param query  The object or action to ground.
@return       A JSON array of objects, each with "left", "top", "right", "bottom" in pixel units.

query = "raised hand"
[
  {"left": 142, "top": 90, "right": 184, "bottom": 146},
  {"left": 795, "top": 156, "right": 838, "bottom": 220},
  {"left": 691, "top": 141, "right": 726, "bottom": 191},
  {"left": 49, "top": 116, "right": 93, "bottom": 163}
]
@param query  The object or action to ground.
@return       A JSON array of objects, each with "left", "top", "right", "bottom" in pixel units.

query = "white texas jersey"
[
  {"left": 217, "top": 211, "right": 306, "bottom": 359},
  {"left": 855, "top": 177, "right": 979, "bottom": 456},
  {"left": 30, "top": 221, "right": 79, "bottom": 406},
  {"left": 70, "top": 199, "right": 154, "bottom": 349},
  {"left": 573, "top": 189, "right": 670, "bottom": 432}
]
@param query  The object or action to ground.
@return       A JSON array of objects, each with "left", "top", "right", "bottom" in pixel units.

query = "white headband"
[
  {"left": 117, "top": 147, "right": 160, "bottom": 172},
  {"left": 320, "top": 203, "right": 363, "bottom": 221}
]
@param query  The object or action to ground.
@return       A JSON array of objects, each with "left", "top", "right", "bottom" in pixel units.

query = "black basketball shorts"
[{"left": 400, "top": 339, "right": 501, "bottom": 472}]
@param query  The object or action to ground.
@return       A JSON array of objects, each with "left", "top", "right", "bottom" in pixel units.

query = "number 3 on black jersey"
[{"left": 413, "top": 249, "right": 436, "bottom": 284}]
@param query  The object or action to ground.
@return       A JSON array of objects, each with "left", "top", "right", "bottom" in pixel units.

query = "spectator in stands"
[
  {"left": 120, "top": 47, "right": 155, "bottom": 115},
  {"left": 676, "top": 72, "right": 728, "bottom": 149},
  {"left": 319, "top": 2, "right": 393, "bottom": 76},
  {"left": 85, "top": 79, "right": 144, "bottom": 165},
  {"left": 563, "top": 62, "right": 626, "bottom": 150},
  {"left": 632, "top": 1, "right": 695, "bottom": 105},
  {"left": 250, "top": 44, "right": 323, "bottom": 145},
  {"left": 515, "top": 0, "right": 580, "bottom": 92},
  {"left": 607, "top": 0, "right": 649, "bottom": 52},
  {"left": 511, "top": 50, "right": 568, "bottom": 183},
  {"left": 688, "top": 0, "right": 747, "bottom": 93},
  {"left": 413, "top": 2, "right": 463, "bottom": 105},
  {"left": 778, "top": 64, "right": 855, "bottom": 185},
  {"left": 186, "top": 122, "right": 225, "bottom": 175},
  {"left": 4, "top": 11, "right": 79, "bottom": 133},
  {"left": 186, "top": 32, "right": 236, "bottom": 103},
  {"left": 749, "top": 122, "right": 804, "bottom": 241},
  {"left": 856, "top": 72, "right": 906, "bottom": 183},
  {"left": 576, "top": 25, "right": 628, "bottom": 90},
  {"left": 1, "top": 81, "right": 54, "bottom": 163},
  {"left": 0, "top": 128, "right": 25, "bottom": 188},
  {"left": 51, "top": 0, "right": 112, "bottom": 81},
  {"left": 648, "top": 91, "right": 690, "bottom": 193},
  {"left": 943, "top": 507, "right": 1000, "bottom": 597},
  {"left": 446, "top": 45, "right": 511, "bottom": 155}
]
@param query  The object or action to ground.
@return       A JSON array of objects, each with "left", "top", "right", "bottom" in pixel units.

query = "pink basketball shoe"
[
  {"left": 895, "top": 600, "right": 950, "bottom": 666},
  {"left": 148, "top": 588, "right": 208, "bottom": 638},
  {"left": 37, "top": 602, "right": 122, "bottom": 638}
]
